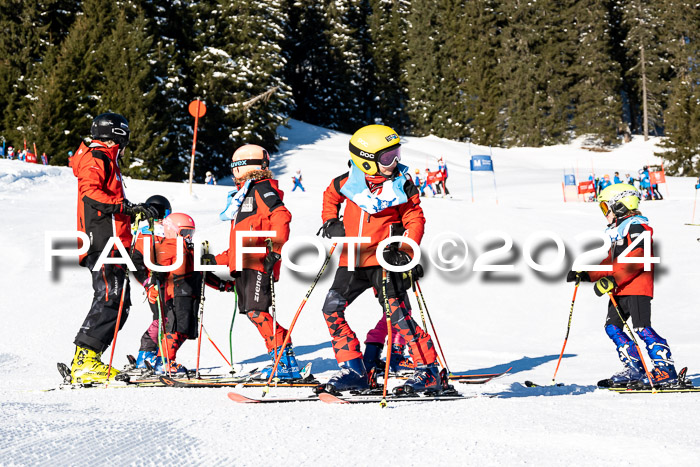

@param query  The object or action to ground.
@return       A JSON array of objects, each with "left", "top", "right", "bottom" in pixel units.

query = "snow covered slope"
[{"left": 1, "top": 120, "right": 699, "bottom": 465}]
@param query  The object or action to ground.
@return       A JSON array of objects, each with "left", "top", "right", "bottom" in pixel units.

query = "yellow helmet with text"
[
  {"left": 598, "top": 183, "right": 640, "bottom": 217},
  {"left": 348, "top": 125, "right": 401, "bottom": 175}
]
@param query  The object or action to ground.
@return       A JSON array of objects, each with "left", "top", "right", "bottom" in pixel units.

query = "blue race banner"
[
  {"left": 470, "top": 155, "right": 493, "bottom": 172},
  {"left": 564, "top": 174, "right": 576, "bottom": 186}
]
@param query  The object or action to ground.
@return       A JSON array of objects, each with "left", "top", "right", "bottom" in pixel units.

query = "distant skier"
[
  {"left": 292, "top": 169, "right": 305, "bottom": 192},
  {"left": 214, "top": 144, "right": 303, "bottom": 380},
  {"left": 205, "top": 171, "right": 217, "bottom": 185},
  {"left": 317, "top": 124, "right": 438, "bottom": 394},
  {"left": 437, "top": 157, "right": 450, "bottom": 195},
  {"left": 567, "top": 184, "right": 678, "bottom": 387},
  {"left": 413, "top": 169, "right": 425, "bottom": 197},
  {"left": 6, "top": 146, "right": 14, "bottom": 160},
  {"left": 613, "top": 172, "right": 622, "bottom": 184},
  {"left": 70, "top": 112, "right": 158, "bottom": 384},
  {"left": 424, "top": 168, "right": 437, "bottom": 196},
  {"left": 41, "top": 152, "right": 48, "bottom": 165},
  {"left": 639, "top": 166, "right": 652, "bottom": 200},
  {"left": 599, "top": 174, "right": 612, "bottom": 191},
  {"left": 625, "top": 173, "right": 636, "bottom": 188}
]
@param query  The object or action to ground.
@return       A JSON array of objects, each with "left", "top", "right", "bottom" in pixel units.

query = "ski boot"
[
  {"left": 400, "top": 363, "right": 441, "bottom": 394},
  {"left": 153, "top": 357, "right": 187, "bottom": 375},
  {"left": 640, "top": 364, "right": 678, "bottom": 388},
  {"left": 389, "top": 344, "right": 415, "bottom": 374},
  {"left": 362, "top": 343, "right": 384, "bottom": 374},
  {"left": 260, "top": 345, "right": 303, "bottom": 381},
  {"left": 70, "top": 346, "right": 128, "bottom": 385},
  {"left": 135, "top": 350, "right": 157, "bottom": 370},
  {"left": 319, "top": 357, "right": 369, "bottom": 394}
]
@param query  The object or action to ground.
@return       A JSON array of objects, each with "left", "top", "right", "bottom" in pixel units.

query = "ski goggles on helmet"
[
  {"left": 178, "top": 228, "right": 195, "bottom": 239},
  {"left": 599, "top": 201, "right": 611, "bottom": 216},
  {"left": 376, "top": 144, "right": 401, "bottom": 168}
]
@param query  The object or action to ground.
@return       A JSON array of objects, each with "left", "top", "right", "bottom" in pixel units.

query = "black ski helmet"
[
  {"left": 145, "top": 194, "right": 172, "bottom": 219},
  {"left": 91, "top": 113, "right": 130, "bottom": 147}
]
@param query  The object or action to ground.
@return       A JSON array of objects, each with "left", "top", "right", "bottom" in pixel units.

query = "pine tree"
[
  {"left": 405, "top": 0, "right": 442, "bottom": 136},
  {"left": 0, "top": 0, "right": 78, "bottom": 149},
  {"left": 366, "top": 0, "right": 410, "bottom": 132},
  {"left": 568, "top": 0, "right": 623, "bottom": 146},
  {"left": 620, "top": 0, "right": 669, "bottom": 137},
  {"left": 189, "top": 0, "right": 292, "bottom": 180},
  {"left": 435, "top": 0, "right": 502, "bottom": 144},
  {"left": 654, "top": 0, "right": 700, "bottom": 175}
]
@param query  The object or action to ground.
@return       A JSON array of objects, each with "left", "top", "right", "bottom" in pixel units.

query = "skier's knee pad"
[{"left": 322, "top": 290, "right": 347, "bottom": 315}]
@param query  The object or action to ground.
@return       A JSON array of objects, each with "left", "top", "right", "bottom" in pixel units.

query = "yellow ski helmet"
[
  {"left": 598, "top": 183, "right": 640, "bottom": 217},
  {"left": 348, "top": 124, "right": 401, "bottom": 175}
]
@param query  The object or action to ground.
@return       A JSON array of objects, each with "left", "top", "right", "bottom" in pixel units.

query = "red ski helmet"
[{"left": 163, "top": 213, "right": 195, "bottom": 239}]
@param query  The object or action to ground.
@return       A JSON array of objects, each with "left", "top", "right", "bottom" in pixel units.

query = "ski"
[
  {"left": 393, "top": 366, "right": 512, "bottom": 383},
  {"left": 317, "top": 392, "right": 472, "bottom": 404},
  {"left": 159, "top": 372, "right": 317, "bottom": 388},
  {"left": 227, "top": 391, "right": 478, "bottom": 404},
  {"left": 227, "top": 392, "right": 320, "bottom": 403},
  {"left": 603, "top": 367, "right": 697, "bottom": 393}
]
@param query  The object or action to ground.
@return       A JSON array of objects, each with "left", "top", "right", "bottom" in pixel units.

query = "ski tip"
[
  {"left": 227, "top": 392, "right": 261, "bottom": 403},
  {"left": 318, "top": 392, "right": 349, "bottom": 404}
]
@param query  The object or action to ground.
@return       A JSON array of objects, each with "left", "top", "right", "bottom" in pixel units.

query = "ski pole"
[
  {"left": 201, "top": 324, "right": 232, "bottom": 367},
  {"left": 551, "top": 280, "right": 580, "bottom": 384},
  {"left": 266, "top": 239, "right": 278, "bottom": 373},
  {"left": 415, "top": 280, "right": 451, "bottom": 374},
  {"left": 608, "top": 292, "right": 656, "bottom": 391},
  {"left": 411, "top": 276, "right": 445, "bottom": 370},
  {"left": 148, "top": 218, "right": 171, "bottom": 376},
  {"left": 380, "top": 269, "right": 392, "bottom": 408},
  {"left": 262, "top": 243, "right": 338, "bottom": 396},
  {"left": 195, "top": 241, "right": 210, "bottom": 379},
  {"left": 228, "top": 285, "right": 238, "bottom": 373},
  {"left": 106, "top": 213, "right": 143, "bottom": 384}
]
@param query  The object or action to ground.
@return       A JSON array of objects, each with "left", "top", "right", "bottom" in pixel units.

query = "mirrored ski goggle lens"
[
  {"left": 378, "top": 146, "right": 401, "bottom": 167},
  {"left": 599, "top": 201, "right": 610, "bottom": 215},
  {"left": 179, "top": 228, "right": 195, "bottom": 239}
]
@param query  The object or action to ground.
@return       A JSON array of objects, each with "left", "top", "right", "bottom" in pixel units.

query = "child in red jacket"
[
  {"left": 318, "top": 124, "right": 439, "bottom": 394},
  {"left": 214, "top": 144, "right": 302, "bottom": 381},
  {"left": 568, "top": 183, "right": 678, "bottom": 387}
]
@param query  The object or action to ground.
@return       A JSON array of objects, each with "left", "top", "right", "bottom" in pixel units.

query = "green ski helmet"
[{"left": 598, "top": 183, "right": 641, "bottom": 217}]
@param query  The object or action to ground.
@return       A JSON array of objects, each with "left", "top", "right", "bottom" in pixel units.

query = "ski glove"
[
  {"left": 263, "top": 251, "right": 281, "bottom": 274},
  {"left": 123, "top": 200, "right": 159, "bottom": 220},
  {"left": 594, "top": 276, "right": 617, "bottom": 297},
  {"left": 201, "top": 253, "right": 217, "bottom": 265},
  {"left": 383, "top": 244, "right": 412, "bottom": 267},
  {"left": 318, "top": 218, "right": 345, "bottom": 238},
  {"left": 566, "top": 271, "right": 590, "bottom": 282},
  {"left": 146, "top": 285, "right": 159, "bottom": 304},
  {"left": 218, "top": 280, "right": 235, "bottom": 292}
]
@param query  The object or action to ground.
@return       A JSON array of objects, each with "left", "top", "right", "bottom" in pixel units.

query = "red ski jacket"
[
  {"left": 588, "top": 220, "right": 654, "bottom": 297},
  {"left": 72, "top": 141, "right": 131, "bottom": 266},
  {"left": 321, "top": 172, "right": 425, "bottom": 268},
  {"left": 215, "top": 179, "right": 291, "bottom": 279}
]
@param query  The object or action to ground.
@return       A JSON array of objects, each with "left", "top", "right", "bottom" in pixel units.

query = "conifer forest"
[{"left": 1, "top": 0, "right": 698, "bottom": 180}]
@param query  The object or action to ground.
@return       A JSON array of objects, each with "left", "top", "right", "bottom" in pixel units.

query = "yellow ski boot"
[{"left": 70, "top": 346, "right": 124, "bottom": 384}]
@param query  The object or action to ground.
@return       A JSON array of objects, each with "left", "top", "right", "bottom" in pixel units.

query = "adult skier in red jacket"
[
  {"left": 318, "top": 124, "right": 439, "bottom": 394},
  {"left": 70, "top": 113, "right": 158, "bottom": 384}
]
